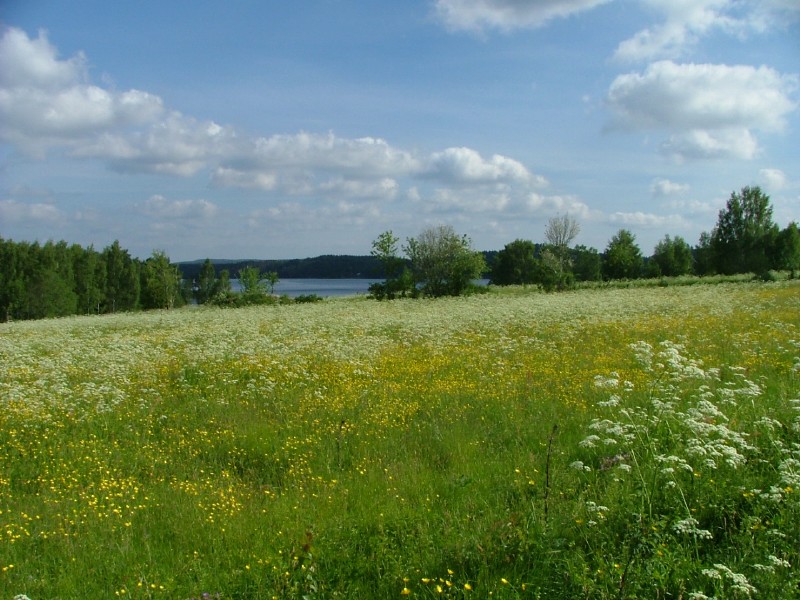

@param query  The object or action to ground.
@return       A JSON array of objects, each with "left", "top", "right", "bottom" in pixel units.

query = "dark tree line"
[
  {"left": 0, "top": 239, "right": 188, "bottom": 322},
  {"left": 4, "top": 187, "right": 798, "bottom": 318},
  {"left": 488, "top": 186, "right": 799, "bottom": 290}
]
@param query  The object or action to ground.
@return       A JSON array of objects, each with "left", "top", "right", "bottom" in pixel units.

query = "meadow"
[{"left": 1, "top": 281, "right": 798, "bottom": 599}]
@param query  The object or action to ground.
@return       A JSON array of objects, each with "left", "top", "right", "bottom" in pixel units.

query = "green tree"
[
  {"left": 571, "top": 245, "right": 602, "bottom": 282},
  {"left": 104, "top": 240, "right": 139, "bottom": 312},
  {"left": 710, "top": 186, "right": 779, "bottom": 275},
  {"left": 0, "top": 237, "right": 26, "bottom": 321},
  {"left": 776, "top": 222, "right": 800, "bottom": 276},
  {"left": 694, "top": 231, "right": 715, "bottom": 276},
  {"left": 491, "top": 239, "right": 539, "bottom": 286},
  {"left": 544, "top": 215, "right": 580, "bottom": 287},
  {"left": 603, "top": 229, "right": 644, "bottom": 280},
  {"left": 195, "top": 259, "right": 218, "bottom": 304},
  {"left": 369, "top": 230, "right": 414, "bottom": 299},
  {"left": 652, "top": 235, "right": 693, "bottom": 277},
  {"left": 72, "top": 244, "right": 106, "bottom": 314},
  {"left": 142, "top": 250, "right": 182, "bottom": 309},
  {"left": 238, "top": 266, "right": 269, "bottom": 299},
  {"left": 404, "top": 225, "right": 486, "bottom": 298},
  {"left": 264, "top": 271, "right": 280, "bottom": 295}
]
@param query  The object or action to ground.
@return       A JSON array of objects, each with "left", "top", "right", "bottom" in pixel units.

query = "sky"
[{"left": 1, "top": 1, "right": 798, "bottom": 261}]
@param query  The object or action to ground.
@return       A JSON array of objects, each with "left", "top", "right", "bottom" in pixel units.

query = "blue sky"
[{"left": 1, "top": 0, "right": 798, "bottom": 261}]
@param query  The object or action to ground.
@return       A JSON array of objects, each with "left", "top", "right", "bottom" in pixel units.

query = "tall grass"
[{"left": 1, "top": 282, "right": 798, "bottom": 598}]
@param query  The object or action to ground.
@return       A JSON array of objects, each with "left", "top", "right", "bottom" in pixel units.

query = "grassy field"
[{"left": 1, "top": 282, "right": 799, "bottom": 599}]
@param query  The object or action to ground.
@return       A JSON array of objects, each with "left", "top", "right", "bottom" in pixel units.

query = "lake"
[
  {"left": 232, "top": 278, "right": 490, "bottom": 298},
  {"left": 232, "top": 278, "right": 383, "bottom": 298}
]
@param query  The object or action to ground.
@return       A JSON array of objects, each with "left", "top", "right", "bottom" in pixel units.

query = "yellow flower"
[
  {"left": 464, "top": 583, "right": 473, "bottom": 591},
  {"left": 401, "top": 587, "right": 411, "bottom": 595},
  {"left": 501, "top": 578, "right": 509, "bottom": 585}
]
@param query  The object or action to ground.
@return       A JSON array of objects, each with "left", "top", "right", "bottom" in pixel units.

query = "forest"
[{"left": 1, "top": 186, "right": 798, "bottom": 322}]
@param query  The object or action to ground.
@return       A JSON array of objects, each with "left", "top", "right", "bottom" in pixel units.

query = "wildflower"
[
  {"left": 464, "top": 583, "right": 473, "bottom": 590},
  {"left": 401, "top": 587, "right": 411, "bottom": 595}
]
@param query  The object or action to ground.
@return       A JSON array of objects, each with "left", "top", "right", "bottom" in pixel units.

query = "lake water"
[
  {"left": 232, "top": 278, "right": 383, "bottom": 298},
  {"left": 233, "top": 278, "right": 490, "bottom": 298}
]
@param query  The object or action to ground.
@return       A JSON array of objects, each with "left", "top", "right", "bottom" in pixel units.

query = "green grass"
[{"left": 1, "top": 282, "right": 799, "bottom": 598}]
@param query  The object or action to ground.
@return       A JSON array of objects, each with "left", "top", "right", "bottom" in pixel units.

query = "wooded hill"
[{"left": 176, "top": 255, "right": 386, "bottom": 280}]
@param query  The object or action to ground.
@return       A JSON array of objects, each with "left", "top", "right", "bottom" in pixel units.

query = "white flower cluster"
[{"left": 702, "top": 563, "right": 757, "bottom": 596}]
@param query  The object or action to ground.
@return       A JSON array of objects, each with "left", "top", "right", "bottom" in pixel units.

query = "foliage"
[
  {"left": 490, "top": 239, "right": 540, "bottom": 286},
  {"left": 776, "top": 222, "right": 800, "bottom": 276},
  {"left": 104, "top": 240, "right": 140, "bottom": 313},
  {"left": 1, "top": 282, "right": 797, "bottom": 598},
  {"left": 708, "top": 186, "right": 780, "bottom": 275},
  {"left": 369, "top": 231, "right": 414, "bottom": 300},
  {"left": 544, "top": 215, "right": 580, "bottom": 286},
  {"left": 141, "top": 250, "right": 184, "bottom": 310},
  {"left": 571, "top": 244, "right": 603, "bottom": 282},
  {"left": 404, "top": 225, "right": 487, "bottom": 297},
  {"left": 603, "top": 229, "right": 644, "bottom": 280},
  {"left": 651, "top": 234, "right": 694, "bottom": 277}
]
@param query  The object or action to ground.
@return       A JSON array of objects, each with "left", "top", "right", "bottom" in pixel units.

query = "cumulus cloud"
[
  {"left": 759, "top": 168, "right": 788, "bottom": 191},
  {"left": 140, "top": 195, "right": 219, "bottom": 220},
  {"left": 434, "top": 0, "right": 611, "bottom": 32},
  {"left": 426, "top": 147, "right": 540, "bottom": 185},
  {"left": 527, "top": 193, "right": 596, "bottom": 220},
  {"left": 0, "top": 199, "right": 64, "bottom": 223},
  {"left": 651, "top": 178, "right": 690, "bottom": 197},
  {"left": 614, "top": 0, "right": 739, "bottom": 63},
  {"left": 74, "top": 113, "right": 238, "bottom": 176},
  {"left": 607, "top": 61, "right": 798, "bottom": 161},
  {"left": 608, "top": 211, "right": 690, "bottom": 228},
  {"left": 613, "top": 0, "right": 800, "bottom": 63},
  {"left": 0, "top": 27, "right": 164, "bottom": 155},
  {"left": 0, "top": 26, "right": 556, "bottom": 218}
]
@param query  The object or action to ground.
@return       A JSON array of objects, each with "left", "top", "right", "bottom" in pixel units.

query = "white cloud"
[
  {"left": 140, "top": 195, "right": 218, "bottom": 220},
  {"left": 426, "top": 147, "right": 537, "bottom": 184},
  {"left": 651, "top": 178, "right": 690, "bottom": 197},
  {"left": 526, "top": 193, "right": 596, "bottom": 220},
  {"left": 74, "top": 112, "right": 238, "bottom": 176},
  {"left": 613, "top": 0, "right": 800, "bottom": 63},
  {"left": 0, "top": 26, "right": 557, "bottom": 222},
  {"left": 661, "top": 128, "right": 760, "bottom": 161},
  {"left": 318, "top": 177, "right": 399, "bottom": 200},
  {"left": 248, "top": 132, "right": 421, "bottom": 177},
  {"left": 434, "top": 0, "right": 611, "bottom": 32},
  {"left": 0, "top": 27, "right": 164, "bottom": 155},
  {"left": 608, "top": 61, "right": 798, "bottom": 161},
  {"left": 614, "top": 0, "right": 737, "bottom": 63},
  {"left": 759, "top": 168, "right": 788, "bottom": 191},
  {"left": 0, "top": 199, "right": 64, "bottom": 223},
  {"left": 608, "top": 211, "right": 689, "bottom": 228}
]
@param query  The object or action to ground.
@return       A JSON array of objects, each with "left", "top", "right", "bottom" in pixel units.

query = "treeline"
[
  {"left": 0, "top": 239, "right": 188, "bottom": 322},
  {"left": 489, "top": 186, "right": 799, "bottom": 290},
  {"left": 177, "top": 254, "right": 384, "bottom": 281}
]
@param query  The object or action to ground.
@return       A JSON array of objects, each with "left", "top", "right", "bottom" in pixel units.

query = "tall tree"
[
  {"left": 491, "top": 239, "right": 540, "bottom": 286},
  {"left": 72, "top": 244, "right": 106, "bottom": 314},
  {"left": 369, "top": 230, "right": 414, "bottom": 299},
  {"left": 104, "top": 240, "right": 140, "bottom": 312},
  {"left": 652, "top": 235, "right": 693, "bottom": 277},
  {"left": 142, "top": 250, "right": 182, "bottom": 309},
  {"left": 404, "top": 225, "right": 486, "bottom": 297},
  {"left": 776, "top": 222, "right": 800, "bottom": 276},
  {"left": 710, "top": 186, "right": 779, "bottom": 275},
  {"left": 195, "top": 258, "right": 218, "bottom": 304},
  {"left": 571, "top": 245, "right": 602, "bottom": 282},
  {"left": 544, "top": 215, "right": 580, "bottom": 286},
  {"left": 603, "top": 229, "right": 644, "bottom": 280},
  {"left": 0, "top": 237, "right": 25, "bottom": 321}
]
